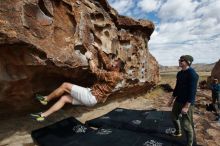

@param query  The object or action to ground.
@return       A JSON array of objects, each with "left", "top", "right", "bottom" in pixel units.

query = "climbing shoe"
[
  {"left": 30, "top": 112, "right": 45, "bottom": 122},
  {"left": 36, "top": 94, "right": 48, "bottom": 105},
  {"left": 171, "top": 131, "right": 182, "bottom": 137}
]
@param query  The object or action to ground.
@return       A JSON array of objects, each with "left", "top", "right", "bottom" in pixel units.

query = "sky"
[{"left": 107, "top": 0, "right": 220, "bottom": 66}]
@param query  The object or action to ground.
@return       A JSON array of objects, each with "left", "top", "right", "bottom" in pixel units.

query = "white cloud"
[
  {"left": 137, "top": 0, "right": 162, "bottom": 12},
  {"left": 158, "top": 0, "right": 199, "bottom": 21},
  {"left": 149, "top": 0, "right": 220, "bottom": 65},
  {"left": 195, "top": 0, "right": 220, "bottom": 22},
  {"left": 150, "top": 41, "right": 220, "bottom": 66},
  {"left": 151, "top": 19, "right": 200, "bottom": 44}
]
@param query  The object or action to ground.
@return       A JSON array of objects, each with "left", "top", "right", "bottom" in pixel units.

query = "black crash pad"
[
  {"left": 67, "top": 128, "right": 175, "bottom": 146},
  {"left": 31, "top": 117, "right": 174, "bottom": 146},
  {"left": 86, "top": 108, "right": 173, "bottom": 133},
  {"left": 31, "top": 117, "right": 94, "bottom": 146},
  {"left": 86, "top": 108, "right": 197, "bottom": 146}
]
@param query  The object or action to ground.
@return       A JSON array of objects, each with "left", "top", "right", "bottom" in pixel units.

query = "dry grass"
[
  {"left": 198, "top": 72, "right": 211, "bottom": 81},
  {"left": 143, "top": 87, "right": 165, "bottom": 99},
  {"left": 160, "top": 73, "right": 176, "bottom": 88},
  {"left": 160, "top": 71, "right": 211, "bottom": 87}
]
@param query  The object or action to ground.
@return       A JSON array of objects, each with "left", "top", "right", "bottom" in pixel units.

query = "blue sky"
[{"left": 107, "top": 0, "right": 220, "bottom": 66}]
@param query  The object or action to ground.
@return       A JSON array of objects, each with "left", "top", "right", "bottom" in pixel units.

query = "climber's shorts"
[{"left": 70, "top": 84, "right": 97, "bottom": 106}]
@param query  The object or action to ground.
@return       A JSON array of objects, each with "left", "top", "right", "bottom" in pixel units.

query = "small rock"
[{"left": 206, "top": 128, "right": 220, "bottom": 137}]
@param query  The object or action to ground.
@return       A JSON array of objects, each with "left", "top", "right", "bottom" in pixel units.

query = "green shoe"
[
  {"left": 30, "top": 112, "right": 45, "bottom": 122},
  {"left": 36, "top": 94, "right": 48, "bottom": 105}
]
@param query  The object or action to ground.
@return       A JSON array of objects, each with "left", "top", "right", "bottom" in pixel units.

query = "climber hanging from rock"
[{"left": 30, "top": 43, "right": 125, "bottom": 122}]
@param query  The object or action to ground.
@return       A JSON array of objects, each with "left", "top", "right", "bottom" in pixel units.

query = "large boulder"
[
  {"left": 211, "top": 59, "right": 220, "bottom": 80},
  {"left": 0, "top": 0, "right": 159, "bottom": 113}
]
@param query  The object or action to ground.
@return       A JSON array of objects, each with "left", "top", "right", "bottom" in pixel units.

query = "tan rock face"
[
  {"left": 211, "top": 59, "right": 220, "bottom": 80},
  {"left": 0, "top": 0, "right": 159, "bottom": 113}
]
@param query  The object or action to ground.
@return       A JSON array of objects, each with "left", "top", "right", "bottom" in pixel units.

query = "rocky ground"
[{"left": 0, "top": 87, "right": 219, "bottom": 146}]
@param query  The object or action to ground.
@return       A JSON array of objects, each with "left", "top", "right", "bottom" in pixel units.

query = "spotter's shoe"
[{"left": 171, "top": 131, "right": 182, "bottom": 137}]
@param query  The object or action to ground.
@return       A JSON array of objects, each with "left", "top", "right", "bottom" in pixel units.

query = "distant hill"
[
  {"left": 192, "top": 63, "right": 216, "bottom": 72},
  {"left": 160, "top": 63, "right": 216, "bottom": 73}
]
